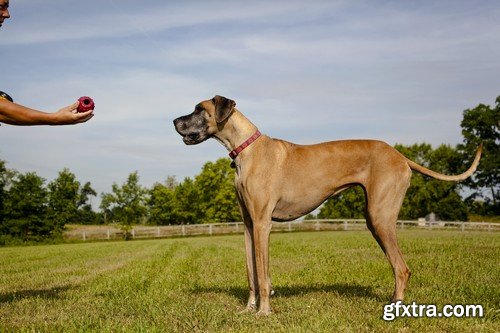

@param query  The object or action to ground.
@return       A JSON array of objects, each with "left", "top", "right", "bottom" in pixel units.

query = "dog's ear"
[{"left": 213, "top": 95, "right": 236, "bottom": 124}]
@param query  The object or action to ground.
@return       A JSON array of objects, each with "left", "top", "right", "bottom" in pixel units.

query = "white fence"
[{"left": 64, "top": 219, "right": 500, "bottom": 242}]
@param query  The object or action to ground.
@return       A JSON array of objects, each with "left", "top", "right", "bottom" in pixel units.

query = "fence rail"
[{"left": 64, "top": 219, "right": 500, "bottom": 242}]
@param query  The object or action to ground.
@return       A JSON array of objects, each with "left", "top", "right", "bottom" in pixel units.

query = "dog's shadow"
[
  {"left": 0, "top": 285, "right": 73, "bottom": 304},
  {"left": 191, "top": 283, "right": 383, "bottom": 304}
]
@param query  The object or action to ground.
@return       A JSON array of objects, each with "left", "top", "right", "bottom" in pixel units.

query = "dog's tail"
[{"left": 406, "top": 143, "right": 482, "bottom": 181}]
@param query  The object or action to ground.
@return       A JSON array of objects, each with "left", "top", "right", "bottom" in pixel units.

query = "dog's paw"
[
  {"left": 239, "top": 306, "right": 256, "bottom": 314},
  {"left": 256, "top": 309, "right": 272, "bottom": 317},
  {"left": 240, "top": 298, "right": 257, "bottom": 314}
]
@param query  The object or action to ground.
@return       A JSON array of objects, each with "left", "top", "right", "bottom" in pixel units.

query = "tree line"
[{"left": 0, "top": 96, "right": 498, "bottom": 242}]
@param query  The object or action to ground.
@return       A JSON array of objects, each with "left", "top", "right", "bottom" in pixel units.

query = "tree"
[
  {"left": 317, "top": 186, "right": 365, "bottom": 219},
  {"left": 0, "top": 160, "right": 16, "bottom": 226},
  {"left": 100, "top": 171, "right": 148, "bottom": 228},
  {"left": 396, "top": 143, "right": 468, "bottom": 221},
  {"left": 148, "top": 176, "right": 180, "bottom": 225},
  {"left": 1, "top": 172, "right": 51, "bottom": 240},
  {"left": 458, "top": 96, "right": 500, "bottom": 215},
  {"left": 171, "top": 177, "right": 202, "bottom": 224},
  {"left": 147, "top": 159, "right": 242, "bottom": 225},
  {"left": 47, "top": 169, "right": 81, "bottom": 232},
  {"left": 47, "top": 169, "right": 98, "bottom": 229},
  {"left": 194, "top": 158, "right": 241, "bottom": 223},
  {"left": 0, "top": 160, "right": 6, "bottom": 225},
  {"left": 78, "top": 181, "right": 98, "bottom": 224}
]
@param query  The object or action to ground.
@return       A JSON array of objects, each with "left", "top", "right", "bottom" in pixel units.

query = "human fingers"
[
  {"left": 63, "top": 101, "right": 79, "bottom": 113},
  {"left": 73, "top": 109, "right": 94, "bottom": 123}
]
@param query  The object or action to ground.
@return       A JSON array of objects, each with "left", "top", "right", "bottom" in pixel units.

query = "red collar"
[{"left": 229, "top": 130, "right": 261, "bottom": 159}]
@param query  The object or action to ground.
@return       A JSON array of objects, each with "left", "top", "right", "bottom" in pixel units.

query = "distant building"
[{"left": 425, "top": 212, "right": 445, "bottom": 227}]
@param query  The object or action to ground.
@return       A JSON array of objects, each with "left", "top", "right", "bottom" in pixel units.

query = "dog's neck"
[{"left": 213, "top": 109, "right": 259, "bottom": 153}]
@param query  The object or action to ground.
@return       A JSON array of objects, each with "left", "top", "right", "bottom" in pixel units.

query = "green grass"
[{"left": 0, "top": 230, "right": 498, "bottom": 332}]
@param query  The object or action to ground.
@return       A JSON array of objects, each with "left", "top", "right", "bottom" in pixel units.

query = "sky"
[{"left": 0, "top": 0, "right": 499, "bottom": 206}]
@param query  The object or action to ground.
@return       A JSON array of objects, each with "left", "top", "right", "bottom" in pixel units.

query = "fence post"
[
  {"left": 157, "top": 227, "right": 160, "bottom": 237},
  {"left": 315, "top": 220, "right": 320, "bottom": 231},
  {"left": 182, "top": 225, "right": 186, "bottom": 236},
  {"left": 235, "top": 223, "right": 239, "bottom": 233},
  {"left": 209, "top": 224, "right": 213, "bottom": 236},
  {"left": 461, "top": 222, "right": 465, "bottom": 232},
  {"left": 343, "top": 220, "right": 348, "bottom": 231},
  {"left": 132, "top": 229, "right": 136, "bottom": 239},
  {"left": 107, "top": 229, "right": 110, "bottom": 240},
  {"left": 83, "top": 231, "right": 86, "bottom": 241},
  {"left": 288, "top": 222, "right": 292, "bottom": 232},
  {"left": 400, "top": 221, "right": 404, "bottom": 229}
]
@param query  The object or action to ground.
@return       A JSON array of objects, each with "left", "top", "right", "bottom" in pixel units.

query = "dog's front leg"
[
  {"left": 237, "top": 193, "right": 259, "bottom": 312},
  {"left": 253, "top": 219, "right": 273, "bottom": 316},
  {"left": 243, "top": 220, "right": 258, "bottom": 311}
]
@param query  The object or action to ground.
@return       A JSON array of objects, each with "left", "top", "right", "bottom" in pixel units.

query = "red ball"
[{"left": 77, "top": 96, "right": 95, "bottom": 112}]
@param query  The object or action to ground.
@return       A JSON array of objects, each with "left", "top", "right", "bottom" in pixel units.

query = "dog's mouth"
[
  {"left": 181, "top": 133, "right": 210, "bottom": 145},
  {"left": 182, "top": 134, "right": 199, "bottom": 145},
  {"left": 174, "top": 124, "right": 199, "bottom": 145}
]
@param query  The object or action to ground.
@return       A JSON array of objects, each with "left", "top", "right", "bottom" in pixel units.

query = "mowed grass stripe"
[{"left": 0, "top": 230, "right": 498, "bottom": 332}]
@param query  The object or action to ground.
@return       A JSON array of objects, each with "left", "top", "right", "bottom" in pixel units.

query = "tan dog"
[{"left": 173, "top": 95, "right": 482, "bottom": 315}]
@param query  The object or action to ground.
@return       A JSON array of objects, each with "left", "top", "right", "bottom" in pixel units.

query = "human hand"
[{"left": 51, "top": 102, "right": 94, "bottom": 125}]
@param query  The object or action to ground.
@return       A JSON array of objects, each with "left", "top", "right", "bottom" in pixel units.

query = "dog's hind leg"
[{"left": 364, "top": 170, "right": 412, "bottom": 302}]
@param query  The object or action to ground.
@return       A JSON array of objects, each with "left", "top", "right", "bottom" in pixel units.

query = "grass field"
[{"left": 0, "top": 230, "right": 498, "bottom": 332}]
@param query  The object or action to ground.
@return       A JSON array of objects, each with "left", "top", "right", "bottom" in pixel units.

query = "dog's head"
[{"left": 173, "top": 95, "right": 236, "bottom": 145}]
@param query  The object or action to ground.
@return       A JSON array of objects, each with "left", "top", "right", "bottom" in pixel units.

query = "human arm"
[{"left": 0, "top": 99, "right": 93, "bottom": 125}]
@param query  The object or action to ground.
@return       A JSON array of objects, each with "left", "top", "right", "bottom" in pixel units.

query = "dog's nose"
[
  {"left": 173, "top": 117, "right": 186, "bottom": 134},
  {"left": 173, "top": 118, "right": 181, "bottom": 128}
]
